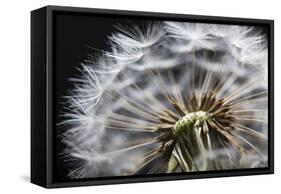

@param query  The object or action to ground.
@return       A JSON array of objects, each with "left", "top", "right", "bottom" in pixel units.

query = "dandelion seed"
[
  {"left": 165, "top": 22, "right": 218, "bottom": 52},
  {"left": 214, "top": 25, "right": 268, "bottom": 75}
]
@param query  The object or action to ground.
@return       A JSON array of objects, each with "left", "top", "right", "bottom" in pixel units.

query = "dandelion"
[
  {"left": 213, "top": 25, "right": 268, "bottom": 76},
  {"left": 165, "top": 22, "right": 218, "bottom": 52},
  {"left": 60, "top": 21, "right": 268, "bottom": 178}
]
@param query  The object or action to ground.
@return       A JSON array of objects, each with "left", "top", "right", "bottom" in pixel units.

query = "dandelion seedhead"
[{"left": 60, "top": 21, "right": 268, "bottom": 178}]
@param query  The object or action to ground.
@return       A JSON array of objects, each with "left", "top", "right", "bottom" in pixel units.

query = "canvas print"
[{"left": 55, "top": 14, "right": 268, "bottom": 180}]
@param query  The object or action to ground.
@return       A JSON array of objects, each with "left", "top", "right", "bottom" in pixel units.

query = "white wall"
[{"left": 0, "top": 0, "right": 278, "bottom": 193}]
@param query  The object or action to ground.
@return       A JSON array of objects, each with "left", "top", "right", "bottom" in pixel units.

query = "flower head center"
[{"left": 172, "top": 111, "right": 212, "bottom": 135}]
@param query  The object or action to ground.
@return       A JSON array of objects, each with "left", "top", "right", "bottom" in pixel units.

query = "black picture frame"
[{"left": 31, "top": 5, "right": 274, "bottom": 188}]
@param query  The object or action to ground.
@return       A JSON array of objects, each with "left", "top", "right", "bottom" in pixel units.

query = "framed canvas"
[{"left": 31, "top": 5, "right": 274, "bottom": 188}]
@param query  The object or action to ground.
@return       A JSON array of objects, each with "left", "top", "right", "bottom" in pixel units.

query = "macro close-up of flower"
[{"left": 59, "top": 21, "right": 268, "bottom": 179}]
